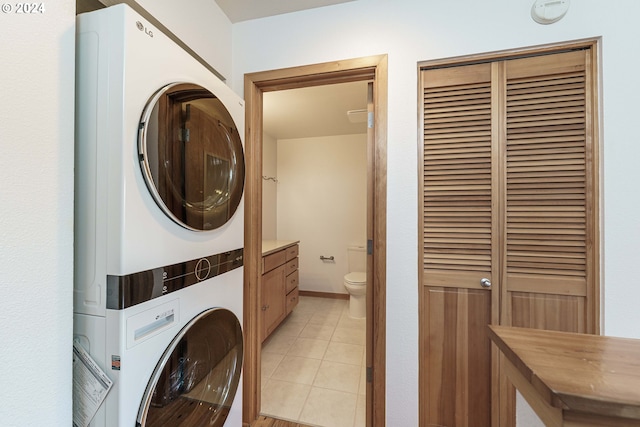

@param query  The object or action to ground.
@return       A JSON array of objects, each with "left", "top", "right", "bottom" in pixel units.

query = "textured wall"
[
  {"left": 0, "top": 1, "right": 76, "bottom": 425},
  {"left": 231, "top": 0, "right": 640, "bottom": 425},
  {"left": 277, "top": 134, "right": 367, "bottom": 294}
]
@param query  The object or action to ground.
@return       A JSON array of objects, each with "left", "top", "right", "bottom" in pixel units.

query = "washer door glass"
[
  {"left": 139, "top": 83, "right": 245, "bottom": 231},
  {"left": 137, "top": 308, "right": 243, "bottom": 427}
]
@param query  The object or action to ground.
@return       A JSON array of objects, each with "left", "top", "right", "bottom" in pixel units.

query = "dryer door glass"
[
  {"left": 138, "top": 308, "right": 243, "bottom": 427},
  {"left": 139, "top": 83, "right": 245, "bottom": 231}
]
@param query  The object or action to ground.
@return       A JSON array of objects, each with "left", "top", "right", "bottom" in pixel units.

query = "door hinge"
[
  {"left": 367, "top": 239, "right": 373, "bottom": 255},
  {"left": 366, "top": 366, "right": 373, "bottom": 383},
  {"left": 367, "top": 111, "right": 374, "bottom": 129},
  {"left": 178, "top": 128, "right": 190, "bottom": 142}
]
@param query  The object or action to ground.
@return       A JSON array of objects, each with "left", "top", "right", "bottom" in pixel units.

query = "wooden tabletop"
[{"left": 489, "top": 325, "right": 640, "bottom": 420}]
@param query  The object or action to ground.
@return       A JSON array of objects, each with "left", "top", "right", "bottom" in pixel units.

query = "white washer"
[
  {"left": 73, "top": 4, "right": 244, "bottom": 426},
  {"left": 74, "top": 270, "right": 244, "bottom": 427}
]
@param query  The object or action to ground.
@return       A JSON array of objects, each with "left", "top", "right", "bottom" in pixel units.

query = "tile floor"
[{"left": 260, "top": 296, "right": 366, "bottom": 427}]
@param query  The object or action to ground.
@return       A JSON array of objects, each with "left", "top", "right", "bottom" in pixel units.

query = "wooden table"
[{"left": 489, "top": 325, "right": 640, "bottom": 426}]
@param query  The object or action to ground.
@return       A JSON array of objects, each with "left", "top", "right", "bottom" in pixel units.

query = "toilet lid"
[{"left": 345, "top": 272, "right": 366, "bottom": 285}]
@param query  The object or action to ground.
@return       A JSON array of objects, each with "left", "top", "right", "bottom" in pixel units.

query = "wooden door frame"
[{"left": 242, "top": 54, "right": 388, "bottom": 427}]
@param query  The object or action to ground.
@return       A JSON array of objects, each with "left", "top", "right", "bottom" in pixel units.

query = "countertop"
[
  {"left": 489, "top": 325, "right": 640, "bottom": 422},
  {"left": 262, "top": 240, "right": 299, "bottom": 257}
]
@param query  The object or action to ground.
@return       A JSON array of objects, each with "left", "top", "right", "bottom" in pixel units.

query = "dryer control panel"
[{"left": 106, "top": 248, "right": 243, "bottom": 310}]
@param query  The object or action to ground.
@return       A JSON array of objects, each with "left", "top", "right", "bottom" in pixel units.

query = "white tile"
[
  {"left": 299, "top": 387, "right": 357, "bottom": 427},
  {"left": 322, "top": 299, "right": 348, "bottom": 313},
  {"left": 295, "top": 297, "right": 318, "bottom": 313},
  {"left": 262, "top": 333, "right": 297, "bottom": 355},
  {"left": 309, "top": 310, "right": 341, "bottom": 326},
  {"left": 337, "top": 313, "right": 366, "bottom": 330},
  {"left": 324, "top": 341, "right": 364, "bottom": 366},
  {"left": 261, "top": 352, "right": 284, "bottom": 379},
  {"left": 354, "top": 394, "right": 366, "bottom": 427},
  {"left": 273, "top": 319, "right": 307, "bottom": 338},
  {"left": 307, "top": 297, "right": 345, "bottom": 312},
  {"left": 359, "top": 364, "right": 366, "bottom": 395},
  {"left": 260, "top": 379, "right": 311, "bottom": 421},
  {"left": 287, "top": 337, "right": 329, "bottom": 359},
  {"left": 287, "top": 309, "right": 313, "bottom": 324},
  {"left": 299, "top": 322, "right": 336, "bottom": 341},
  {"left": 331, "top": 326, "right": 365, "bottom": 346},
  {"left": 271, "top": 356, "right": 321, "bottom": 385},
  {"left": 313, "top": 360, "right": 361, "bottom": 394}
]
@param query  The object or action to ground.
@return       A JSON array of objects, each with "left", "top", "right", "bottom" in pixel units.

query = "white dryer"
[
  {"left": 74, "top": 2, "right": 245, "bottom": 317},
  {"left": 73, "top": 4, "right": 244, "bottom": 427}
]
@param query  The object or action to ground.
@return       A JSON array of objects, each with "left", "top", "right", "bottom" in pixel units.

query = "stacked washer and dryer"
[{"left": 73, "top": 5, "right": 244, "bottom": 427}]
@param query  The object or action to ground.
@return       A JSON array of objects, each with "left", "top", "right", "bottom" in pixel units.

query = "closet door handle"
[{"left": 480, "top": 278, "right": 492, "bottom": 288}]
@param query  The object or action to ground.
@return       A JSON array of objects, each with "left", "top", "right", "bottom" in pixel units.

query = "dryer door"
[
  {"left": 139, "top": 83, "right": 245, "bottom": 231},
  {"left": 137, "top": 308, "right": 243, "bottom": 427}
]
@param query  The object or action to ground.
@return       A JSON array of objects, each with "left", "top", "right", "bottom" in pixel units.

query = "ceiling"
[
  {"left": 213, "top": 0, "right": 367, "bottom": 140},
  {"left": 215, "top": 0, "right": 356, "bottom": 23},
  {"left": 263, "top": 81, "right": 369, "bottom": 140}
]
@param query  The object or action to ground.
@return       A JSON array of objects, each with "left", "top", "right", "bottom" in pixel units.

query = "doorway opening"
[
  {"left": 243, "top": 55, "right": 388, "bottom": 427},
  {"left": 260, "top": 81, "right": 367, "bottom": 426}
]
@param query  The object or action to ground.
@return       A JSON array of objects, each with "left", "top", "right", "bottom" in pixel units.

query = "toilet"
[{"left": 344, "top": 245, "right": 367, "bottom": 319}]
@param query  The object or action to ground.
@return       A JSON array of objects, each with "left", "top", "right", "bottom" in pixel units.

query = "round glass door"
[
  {"left": 137, "top": 308, "right": 243, "bottom": 427},
  {"left": 139, "top": 83, "right": 245, "bottom": 231}
]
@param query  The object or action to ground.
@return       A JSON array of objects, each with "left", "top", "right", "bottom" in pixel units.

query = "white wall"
[
  {"left": 0, "top": 1, "right": 76, "bottom": 425},
  {"left": 231, "top": 0, "right": 640, "bottom": 425},
  {"left": 277, "top": 134, "right": 367, "bottom": 294},
  {"left": 263, "top": 132, "right": 278, "bottom": 239}
]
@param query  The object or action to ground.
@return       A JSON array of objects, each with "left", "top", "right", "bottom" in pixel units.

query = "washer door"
[
  {"left": 137, "top": 308, "right": 243, "bottom": 427},
  {"left": 139, "top": 83, "right": 245, "bottom": 231}
]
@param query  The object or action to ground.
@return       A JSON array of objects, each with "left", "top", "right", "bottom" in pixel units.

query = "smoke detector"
[{"left": 531, "top": 0, "right": 570, "bottom": 24}]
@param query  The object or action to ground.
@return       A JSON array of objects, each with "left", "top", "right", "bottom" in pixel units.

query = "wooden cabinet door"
[
  {"left": 419, "top": 44, "right": 599, "bottom": 427},
  {"left": 261, "top": 265, "right": 285, "bottom": 341}
]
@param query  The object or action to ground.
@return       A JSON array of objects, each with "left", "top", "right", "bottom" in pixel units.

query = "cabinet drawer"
[
  {"left": 285, "top": 244, "right": 299, "bottom": 261},
  {"left": 285, "top": 258, "right": 298, "bottom": 276},
  {"left": 286, "top": 286, "right": 299, "bottom": 315},
  {"left": 263, "top": 249, "right": 286, "bottom": 274},
  {"left": 285, "top": 270, "right": 299, "bottom": 294}
]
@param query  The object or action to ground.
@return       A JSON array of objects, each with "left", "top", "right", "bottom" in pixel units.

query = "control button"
[{"left": 194, "top": 257, "right": 212, "bottom": 281}]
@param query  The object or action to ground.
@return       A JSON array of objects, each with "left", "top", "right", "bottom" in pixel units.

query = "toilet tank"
[{"left": 347, "top": 245, "right": 367, "bottom": 273}]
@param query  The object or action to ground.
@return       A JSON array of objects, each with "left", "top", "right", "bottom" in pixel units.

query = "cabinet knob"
[{"left": 261, "top": 305, "right": 269, "bottom": 311}]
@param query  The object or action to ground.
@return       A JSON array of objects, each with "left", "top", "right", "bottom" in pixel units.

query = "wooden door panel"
[
  {"left": 510, "top": 292, "right": 586, "bottom": 333},
  {"left": 422, "top": 286, "right": 492, "bottom": 427}
]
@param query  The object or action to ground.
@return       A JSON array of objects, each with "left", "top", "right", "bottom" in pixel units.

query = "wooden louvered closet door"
[
  {"left": 420, "top": 63, "right": 496, "bottom": 427},
  {"left": 419, "top": 45, "right": 599, "bottom": 427},
  {"left": 502, "top": 50, "right": 596, "bottom": 333}
]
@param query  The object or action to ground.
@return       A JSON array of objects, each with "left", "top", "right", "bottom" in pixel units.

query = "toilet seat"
[{"left": 344, "top": 272, "right": 366, "bottom": 286}]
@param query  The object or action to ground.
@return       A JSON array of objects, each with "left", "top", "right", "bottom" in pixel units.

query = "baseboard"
[{"left": 298, "top": 290, "right": 349, "bottom": 300}]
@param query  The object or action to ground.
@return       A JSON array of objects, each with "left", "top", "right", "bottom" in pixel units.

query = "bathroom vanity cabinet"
[{"left": 261, "top": 240, "right": 299, "bottom": 342}]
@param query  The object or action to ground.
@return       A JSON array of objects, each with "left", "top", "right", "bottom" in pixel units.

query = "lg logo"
[{"left": 136, "top": 21, "right": 153, "bottom": 38}]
